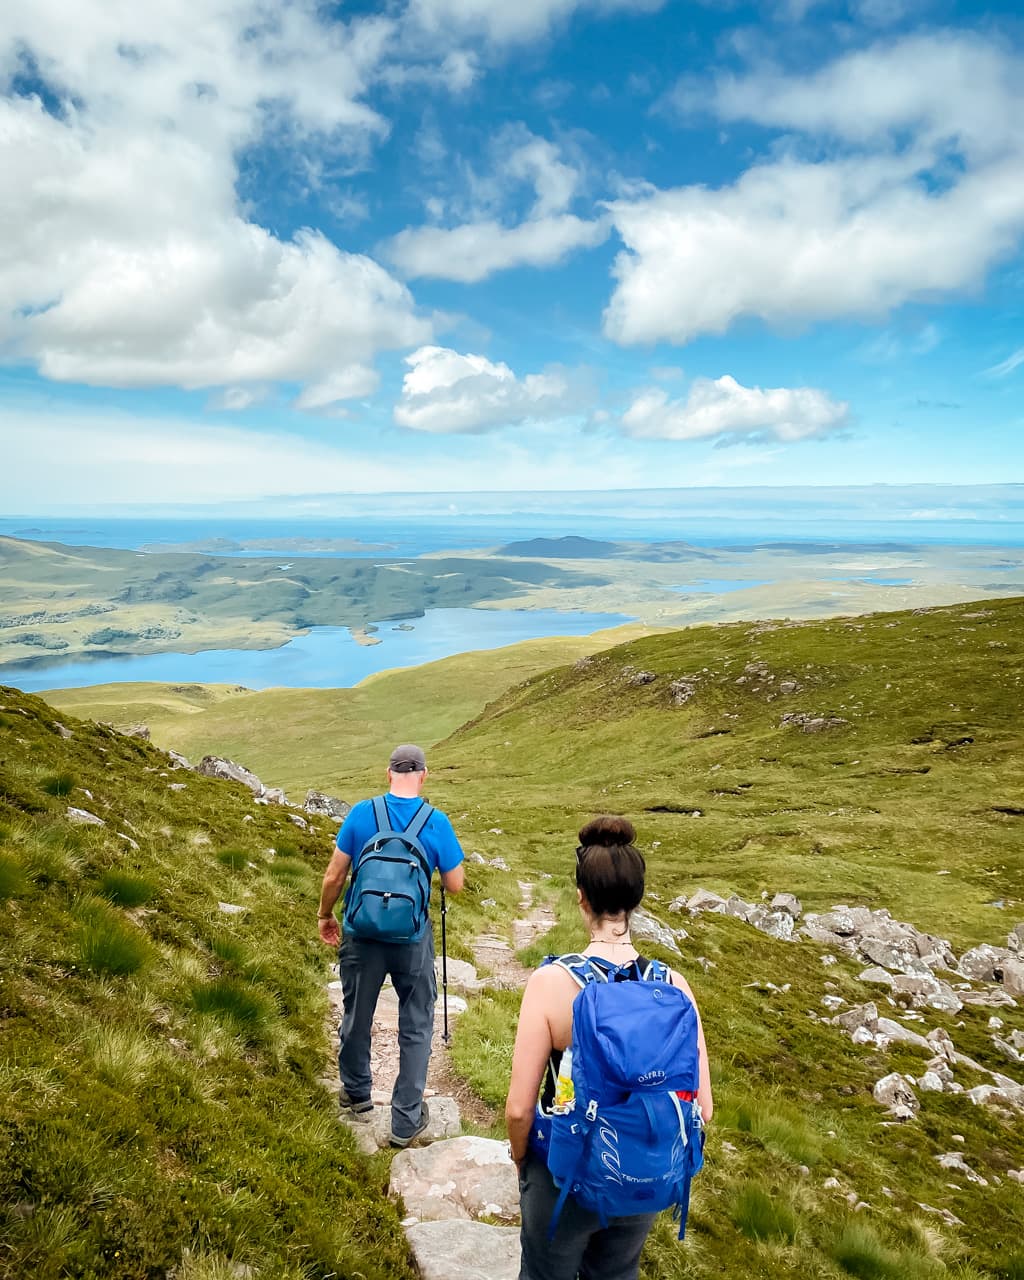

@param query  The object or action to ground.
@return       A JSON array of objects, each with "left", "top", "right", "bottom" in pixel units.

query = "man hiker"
[{"left": 317, "top": 744, "right": 465, "bottom": 1147}]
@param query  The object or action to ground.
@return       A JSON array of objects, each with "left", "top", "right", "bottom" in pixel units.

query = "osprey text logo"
[{"left": 637, "top": 1069, "right": 666, "bottom": 1085}]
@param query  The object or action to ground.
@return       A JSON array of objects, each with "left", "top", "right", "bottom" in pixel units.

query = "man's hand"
[{"left": 318, "top": 914, "right": 340, "bottom": 947}]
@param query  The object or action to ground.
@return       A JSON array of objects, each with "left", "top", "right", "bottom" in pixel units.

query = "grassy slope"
[
  {"left": 434, "top": 597, "right": 1024, "bottom": 1280},
  {"left": 44, "top": 626, "right": 653, "bottom": 796},
  {"left": 12, "top": 597, "right": 1024, "bottom": 1278},
  {"left": 0, "top": 690, "right": 417, "bottom": 1280}
]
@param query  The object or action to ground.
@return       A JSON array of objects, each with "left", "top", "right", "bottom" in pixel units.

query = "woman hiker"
[{"left": 505, "top": 815, "right": 713, "bottom": 1280}]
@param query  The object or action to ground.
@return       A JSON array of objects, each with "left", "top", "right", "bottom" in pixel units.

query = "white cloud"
[
  {"left": 0, "top": 1, "right": 431, "bottom": 400},
  {"left": 619, "top": 376, "right": 849, "bottom": 443},
  {"left": 210, "top": 386, "right": 271, "bottom": 412},
  {"left": 608, "top": 34, "right": 1024, "bottom": 345},
  {"left": 387, "top": 127, "right": 608, "bottom": 281},
  {"left": 394, "top": 345, "right": 579, "bottom": 433},
  {"left": 985, "top": 348, "right": 1024, "bottom": 379},
  {"left": 388, "top": 215, "right": 609, "bottom": 283},
  {"left": 407, "top": 0, "right": 664, "bottom": 46}
]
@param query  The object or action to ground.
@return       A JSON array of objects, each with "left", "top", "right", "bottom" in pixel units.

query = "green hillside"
[
  {"left": 0, "top": 691, "right": 419, "bottom": 1280},
  {"left": 43, "top": 625, "right": 652, "bottom": 795},
  {"left": 8, "top": 595, "right": 1024, "bottom": 1279},
  {"left": 435, "top": 595, "right": 1024, "bottom": 1279}
]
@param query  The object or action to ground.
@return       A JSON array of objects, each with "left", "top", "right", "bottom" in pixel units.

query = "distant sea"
[{"left": 4, "top": 483, "right": 1024, "bottom": 555}]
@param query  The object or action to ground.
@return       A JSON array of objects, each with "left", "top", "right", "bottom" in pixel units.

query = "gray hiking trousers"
[
  {"left": 518, "top": 1152, "right": 657, "bottom": 1280},
  {"left": 337, "top": 929, "right": 436, "bottom": 1140}
]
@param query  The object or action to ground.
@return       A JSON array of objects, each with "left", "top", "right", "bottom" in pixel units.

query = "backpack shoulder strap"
[
  {"left": 370, "top": 794, "right": 390, "bottom": 833},
  {"left": 403, "top": 800, "right": 434, "bottom": 843},
  {"left": 638, "top": 957, "right": 671, "bottom": 983},
  {"left": 548, "top": 953, "right": 608, "bottom": 988}
]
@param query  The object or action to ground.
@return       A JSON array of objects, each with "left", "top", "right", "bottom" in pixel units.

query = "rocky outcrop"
[
  {"left": 304, "top": 790, "right": 351, "bottom": 820},
  {"left": 197, "top": 756, "right": 288, "bottom": 805},
  {"left": 873, "top": 1072, "right": 919, "bottom": 1120},
  {"left": 67, "top": 806, "right": 105, "bottom": 826}
]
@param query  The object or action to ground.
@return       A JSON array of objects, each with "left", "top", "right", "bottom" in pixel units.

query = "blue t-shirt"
[{"left": 336, "top": 794, "right": 464, "bottom": 880}]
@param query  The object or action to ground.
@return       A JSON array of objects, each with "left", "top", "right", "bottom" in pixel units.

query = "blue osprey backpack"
[
  {"left": 541, "top": 954, "right": 705, "bottom": 1239},
  {"left": 343, "top": 797, "right": 434, "bottom": 943}
]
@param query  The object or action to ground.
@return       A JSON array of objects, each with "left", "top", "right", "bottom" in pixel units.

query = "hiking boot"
[
  {"left": 338, "top": 1087, "right": 374, "bottom": 1123},
  {"left": 389, "top": 1100, "right": 430, "bottom": 1149}
]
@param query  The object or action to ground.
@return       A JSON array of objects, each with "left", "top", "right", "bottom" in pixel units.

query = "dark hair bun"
[{"left": 578, "top": 814, "right": 636, "bottom": 848}]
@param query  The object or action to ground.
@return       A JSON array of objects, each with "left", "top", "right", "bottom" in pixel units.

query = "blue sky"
[{"left": 1, "top": 0, "right": 1023, "bottom": 509}]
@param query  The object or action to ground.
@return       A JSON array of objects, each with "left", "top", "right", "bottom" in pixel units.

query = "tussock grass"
[
  {"left": 190, "top": 977, "right": 279, "bottom": 1045},
  {"left": 98, "top": 869, "right": 157, "bottom": 907},
  {"left": 0, "top": 851, "right": 28, "bottom": 898},
  {"left": 266, "top": 856, "right": 314, "bottom": 886},
  {"left": 718, "top": 1095, "right": 823, "bottom": 1166},
  {"left": 216, "top": 846, "right": 249, "bottom": 871},
  {"left": 74, "top": 899, "right": 154, "bottom": 976},
  {"left": 86, "top": 1024, "right": 162, "bottom": 1091},
  {"left": 39, "top": 771, "right": 76, "bottom": 797},
  {"left": 730, "top": 1181, "right": 799, "bottom": 1243}
]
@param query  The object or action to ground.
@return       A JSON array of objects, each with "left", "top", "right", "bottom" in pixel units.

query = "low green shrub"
[
  {"left": 98, "top": 869, "right": 158, "bottom": 907},
  {"left": 730, "top": 1181, "right": 798, "bottom": 1244}
]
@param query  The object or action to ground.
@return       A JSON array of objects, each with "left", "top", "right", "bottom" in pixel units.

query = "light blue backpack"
[
  {"left": 540, "top": 954, "right": 705, "bottom": 1238},
  {"left": 343, "top": 797, "right": 434, "bottom": 942}
]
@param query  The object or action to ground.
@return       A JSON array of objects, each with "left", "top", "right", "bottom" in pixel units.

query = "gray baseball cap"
[{"left": 389, "top": 743, "right": 427, "bottom": 772}]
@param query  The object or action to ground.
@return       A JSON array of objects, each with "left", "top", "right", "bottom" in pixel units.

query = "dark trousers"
[
  {"left": 518, "top": 1151, "right": 658, "bottom": 1280},
  {"left": 337, "top": 930, "right": 436, "bottom": 1140}
]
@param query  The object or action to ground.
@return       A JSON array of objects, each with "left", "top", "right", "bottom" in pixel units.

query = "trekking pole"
[{"left": 440, "top": 883, "right": 450, "bottom": 1044}]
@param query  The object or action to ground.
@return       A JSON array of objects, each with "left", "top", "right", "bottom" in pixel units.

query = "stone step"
[{"left": 404, "top": 1220, "right": 520, "bottom": 1280}]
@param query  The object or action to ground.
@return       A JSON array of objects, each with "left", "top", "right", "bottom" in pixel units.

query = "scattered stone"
[
  {"left": 1009, "top": 1170, "right": 1024, "bottom": 1184},
  {"left": 937, "top": 1153, "right": 988, "bottom": 1185},
  {"left": 685, "top": 888, "right": 728, "bottom": 915},
  {"left": 167, "top": 749, "right": 191, "bottom": 769},
  {"left": 67, "top": 807, "right": 105, "bottom": 826},
  {"left": 629, "top": 906, "right": 683, "bottom": 954},
  {"left": 117, "top": 832, "right": 140, "bottom": 851},
  {"left": 303, "top": 790, "right": 350, "bottom": 820},
  {"left": 168, "top": 782, "right": 187, "bottom": 792},
  {"left": 218, "top": 902, "right": 248, "bottom": 915},
  {"left": 403, "top": 1220, "right": 520, "bottom": 1280},
  {"left": 780, "top": 711, "right": 850, "bottom": 733},
  {"left": 1002, "top": 957, "right": 1024, "bottom": 997},
  {"left": 389, "top": 1137, "right": 519, "bottom": 1223},
  {"left": 959, "top": 943, "right": 1012, "bottom": 983},
  {"left": 122, "top": 723, "right": 151, "bottom": 740},
  {"left": 480, "top": 898, "right": 496, "bottom": 908},
  {"left": 438, "top": 959, "right": 484, "bottom": 993},
  {"left": 197, "top": 755, "right": 288, "bottom": 804},
  {"left": 821, "top": 954, "right": 838, "bottom": 967},
  {"left": 834, "top": 1002, "right": 878, "bottom": 1034},
  {"left": 1008, "top": 923, "right": 1024, "bottom": 953},
  {"left": 669, "top": 678, "right": 698, "bottom": 705},
  {"left": 859, "top": 966, "right": 896, "bottom": 987},
  {"left": 626, "top": 669, "right": 657, "bottom": 686},
  {"left": 286, "top": 813, "right": 308, "bottom": 830},
  {"left": 890, "top": 973, "right": 963, "bottom": 1014},
  {"left": 490, "top": 858, "right": 511, "bottom": 872},
  {"left": 874, "top": 1017, "right": 932, "bottom": 1052},
  {"left": 960, "top": 988, "right": 1017, "bottom": 1008},
  {"left": 823, "top": 1177, "right": 842, "bottom": 1190},
  {"left": 917, "top": 1203, "right": 964, "bottom": 1227},
  {"left": 749, "top": 908, "right": 795, "bottom": 941},
  {"left": 53, "top": 722, "right": 72, "bottom": 740},
  {"left": 918, "top": 1071, "right": 945, "bottom": 1092},
  {"left": 469, "top": 852, "right": 487, "bottom": 865},
  {"left": 771, "top": 892, "right": 802, "bottom": 918},
  {"left": 873, "top": 1073, "right": 919, "bottom": 1119}
]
